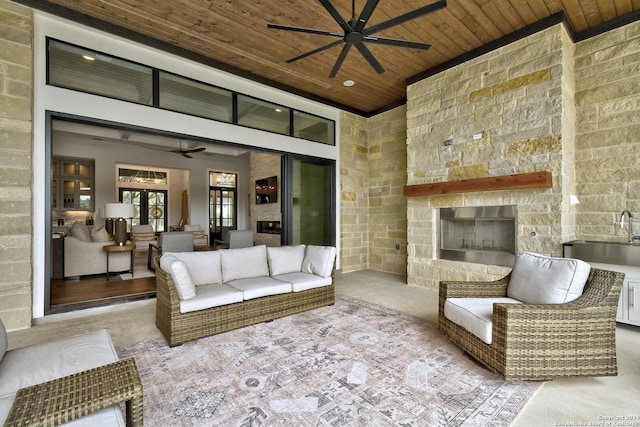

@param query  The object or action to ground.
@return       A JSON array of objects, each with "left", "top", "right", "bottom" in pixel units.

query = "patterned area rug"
[{"left": 118, "top": 296, "right": 540, "bottom": 426}]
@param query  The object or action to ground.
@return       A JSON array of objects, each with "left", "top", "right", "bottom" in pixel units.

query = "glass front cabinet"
[{"left": 51, "top": 156, "right": 95, "bottom": 211}]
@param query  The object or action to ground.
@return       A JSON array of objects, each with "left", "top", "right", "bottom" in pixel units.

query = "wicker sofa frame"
[
  {"left": 438, "top": 267, "right": 624, "bottom": 381},
  {"left": 154, "top": 256, "right": 335, "bottom": 347}
]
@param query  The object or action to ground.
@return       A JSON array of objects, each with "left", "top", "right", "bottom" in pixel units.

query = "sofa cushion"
[
  {"left": 0, "top": 329, "right": 119, "bottom": 399},
  {"left": 0, "top": 319, "right": 6, "bottom": 364},
  {"left": 71, "top": 221, "right": 92, "bottom": 242},
  {"left": 507, "top": 252, "right": 591, "bottom": 304},
  {"left": 179, "top": 283, "right": 244, "bottom": 314},
  {"left": 267, "top": 245, "right": 305, "bottom": 276},
  {"left": 273, "top": 272, "right": 332, "bottom": 292},
  {"left": 226, "top": 276, "right": 292, "bottom": 300},
  {"left": 163, "top": 251, "right": 223, "bottom": 286},
  {"left": 221, "top": 245, "right": 270, "bottom": 282},
  {"left": 161, "top": 258, "right": 196, "bottom": 301},
  {"left": 302, "top": 245, "right": 336, "bottom": 278},
  {"left": 91, "top": 226, "right": 111, "bottom": 242},
  {"left": 444, "top": 297, "right": 522, "bottom": 344}
]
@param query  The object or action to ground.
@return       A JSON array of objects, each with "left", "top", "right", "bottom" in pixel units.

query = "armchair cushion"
[
  {"left": 507, "top": 252, "right": 590, "bottom": 304},
  {"left": 444, "top": 297, "right": 522, "bottom": 344}
]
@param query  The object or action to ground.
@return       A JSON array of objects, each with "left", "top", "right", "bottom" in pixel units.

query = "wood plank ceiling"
[{"left": 22, "top": 0, "right": 640, "bottom": 115}]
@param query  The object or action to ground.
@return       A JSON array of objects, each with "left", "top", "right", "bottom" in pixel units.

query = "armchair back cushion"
[
  {"left": 158, "top": 231, "right": 193, "bottom": 253},
  {"left": 267, "top": 245, "right": 306, "bottom": 276},
  {"left": 302, "top": 245, "right": 336, "bottom": 278},
  {"left": 507, "top": 252, "right": 591, "bottom": 304},
  {"left": 221, "top": 245, "right": 269, "bottom": 282}
]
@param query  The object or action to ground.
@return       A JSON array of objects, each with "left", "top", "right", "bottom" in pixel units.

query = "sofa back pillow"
[
  {"left": 221, "top": 245, "right": 269, "bottom": 282},
  {"left": 163, "top": 251, "right": 222, "bottom": 285},
  {"left": 71, "top": 221, "right": 92, "bottom": 242},
  {"left": 507, "top": 252, "right": 591, "bottom": 304},
  {"left": 160, "top": 255, "right": 196, "bottom": 300},
  {"left": 302, "top": 245, "right": 336, "bottom": 278},
  {"left": 267, "top": 245, "right": 306, "bottom": 276},
  {"left": 91, "top": 226, "right": 110, "bottom": 242}
]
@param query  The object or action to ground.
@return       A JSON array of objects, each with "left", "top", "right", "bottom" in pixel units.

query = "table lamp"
[{"left": 105, "top": 202, "right": 135, "bottom": 245}]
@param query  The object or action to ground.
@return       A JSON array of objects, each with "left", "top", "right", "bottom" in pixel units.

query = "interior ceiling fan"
[
  {"left": 171, "top": 141, "right": 206, "bottom": 158},
  {"left": 268, "top": 0, "right": 447, "bottom": 78}
]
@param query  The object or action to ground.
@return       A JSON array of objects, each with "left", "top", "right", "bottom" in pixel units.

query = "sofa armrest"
[{"left": 5, "top": 358, "right": 143, "bottom": 427}]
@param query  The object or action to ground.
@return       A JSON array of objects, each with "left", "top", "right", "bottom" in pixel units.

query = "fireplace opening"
[{"left": 437, "top": 205, "right": 516, "bottom": 267}]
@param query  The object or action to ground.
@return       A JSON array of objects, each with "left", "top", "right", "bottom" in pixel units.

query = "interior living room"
[{"left": 1, "top": 0, "right": 639, "bottom": 425}]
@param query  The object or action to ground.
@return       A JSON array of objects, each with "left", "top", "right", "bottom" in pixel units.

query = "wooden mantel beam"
[{"left": 403, "top": 171, "right": 552, "bottom": 197}]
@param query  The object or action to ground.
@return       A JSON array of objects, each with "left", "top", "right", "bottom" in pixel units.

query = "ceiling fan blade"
[
  {"left": 364, "top": 36, "right": 431, "bottom": 50},
  {"left": 363, "top": 0, "right": 447, "bottom": 36},
  {"left": 286, "top": 39, "right": 343, "bottom": 63},
  {"left": 319, "top": 0, "right": 353, "bottom": 33},
  {"left": 354, "top": 0, "right": 381, "bottom": 32},
  {"left": 329, "top": 44, "right": 352, "bottom": 78},
  {"left": 185, "top": 147, "right": 206, "bottom": 153},
  {"left": 267, "top": 23, "right": 342, "bottom": 37},
  {"left": 355, "top": 43, "right": 385, "bottom": 74},
  {"left": 182, "top": 152, "right": 193, "bottom": 159}
]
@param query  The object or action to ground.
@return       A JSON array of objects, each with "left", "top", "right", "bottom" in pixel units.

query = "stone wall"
[
  {"left": 339, "top": 112, "right": 369, "bottom": 272},
  {"left": 406, "top": 24, "right": 573, "bottom": 288},
  {"left": 574, "top": 21, "right": 640, "bottom": 242},
  {"left": 367, "top": 107, "right": 407, "bottom": 274},
  {"left": 0, "top": 0, "right": 33, "bottom": 330}
]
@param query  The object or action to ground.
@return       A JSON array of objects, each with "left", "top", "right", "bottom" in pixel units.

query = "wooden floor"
[{"left": 50, "top": 251, "right": 156, "bottom": 313}]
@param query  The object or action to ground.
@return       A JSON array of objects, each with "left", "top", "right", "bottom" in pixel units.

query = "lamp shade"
[{"left": 105, "top": 203, "right": 135, "bottom": 219}]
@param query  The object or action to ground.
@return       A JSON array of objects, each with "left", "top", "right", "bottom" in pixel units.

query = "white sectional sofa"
[
  {"left": 0, "top": 320, "right": 142, "bottom": 426},
  {"left": 154, "top": 244, "right": 336, "bottom": 346}
]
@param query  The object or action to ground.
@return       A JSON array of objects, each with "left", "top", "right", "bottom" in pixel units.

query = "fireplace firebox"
[{"left": 437, "top": 205, "right": 516, "bottom": 267}]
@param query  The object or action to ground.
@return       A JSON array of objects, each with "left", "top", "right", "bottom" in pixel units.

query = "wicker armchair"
[{"left": 438, "top": 267, "right": 624, "bottom": 381}]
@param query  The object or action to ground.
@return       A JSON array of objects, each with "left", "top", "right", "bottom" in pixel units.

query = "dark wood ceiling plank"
[
  {"left": 613, "top": 0, "right": 634, "bottom": 15},
  {"left": 456, "top": 0, "right": 507, "bottom": 40},
  {"left": 560, "top": 0, "right": 591, "bottom": 30}
]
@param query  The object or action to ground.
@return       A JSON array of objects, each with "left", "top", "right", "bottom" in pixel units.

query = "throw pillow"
[
  {"left": 91, "top": 226, "right": 110, "bottom": 242},
  {"left": 507, "top": 252, "right": 591, "bottom": 304},
  {"left": 302, "top": 245, "right": 336, "bottom": 278},
  {"left": 0, "top": 318, "right": 7, "bottom": 363},
  {"left": 267, "top": 245, "right": 306, "bottom": 276},
  {"left": 161, "top": 256, "right": 196, "bottom": 300},
  {"left": 71, "top": 221, "right": 92, "bottom": 242}
]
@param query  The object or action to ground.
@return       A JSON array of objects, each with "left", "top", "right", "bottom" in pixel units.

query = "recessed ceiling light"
[
  {"left": 82, "top": 54, "right": 96, "bottom": 61},
  {"left": 275, "top": 108, "right": 282, "bottom": 113},
  {"left": 343, "top": 80, "right": 355, "bottom": 87}
]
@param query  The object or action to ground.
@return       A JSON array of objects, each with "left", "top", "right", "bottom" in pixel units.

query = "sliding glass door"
[{"left": 283, "top": 156, "right": 335, "bottom": 246}]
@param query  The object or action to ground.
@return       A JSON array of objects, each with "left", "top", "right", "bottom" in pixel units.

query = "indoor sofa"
[
  {"left": 0, "top": 320, "right": 142, "bottom": 426},
  {"left": 154, "top": 244, "right": 336, "bottom": 346}
]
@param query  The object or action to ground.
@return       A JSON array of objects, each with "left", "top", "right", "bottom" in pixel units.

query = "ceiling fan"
[
  {"left": 170, "top": 141, "right": 206, "bottom": 158},
  {"left": 268, "top": 0, "right": 447, "bottom": 78}
]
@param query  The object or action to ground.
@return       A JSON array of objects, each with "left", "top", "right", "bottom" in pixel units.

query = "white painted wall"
[{"left": 32, "top": 12, "right": 342, "bottom": 317}]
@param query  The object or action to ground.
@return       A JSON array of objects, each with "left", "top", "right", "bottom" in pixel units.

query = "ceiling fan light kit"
[{"left": 268, "top": 0, "right": 447, "bottom": 78}]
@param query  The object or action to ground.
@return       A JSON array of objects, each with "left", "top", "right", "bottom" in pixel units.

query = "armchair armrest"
[
  {"left": 439, "top": 273, "right": 510, "bottom": 299},
  {"left": 5, "top": 358, "right": 143, "bottom": 427}
]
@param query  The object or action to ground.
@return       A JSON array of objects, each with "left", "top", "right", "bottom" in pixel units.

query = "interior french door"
[
  {"left": 209, "top": 188, "right": 236, "bottom": 241},
  {"left": 119, "top": 188, "right": 168, "bottom": 232}
]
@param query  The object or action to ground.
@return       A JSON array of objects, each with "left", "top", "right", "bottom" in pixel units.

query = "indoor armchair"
[{"left": 439, "top": 253, "right": 624, "bottom": 381}]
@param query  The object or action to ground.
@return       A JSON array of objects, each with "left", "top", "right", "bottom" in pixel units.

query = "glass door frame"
[{"left": 281, "top": 154, "right": 336, "bottom": 247}]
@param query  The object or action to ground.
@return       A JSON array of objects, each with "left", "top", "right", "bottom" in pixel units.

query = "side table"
[
  {"left": 103, "top": 243, "right": 135, "bottom": 281},
  {"left": 4, "top": 358, "right": 143, "bottom": 427}
]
